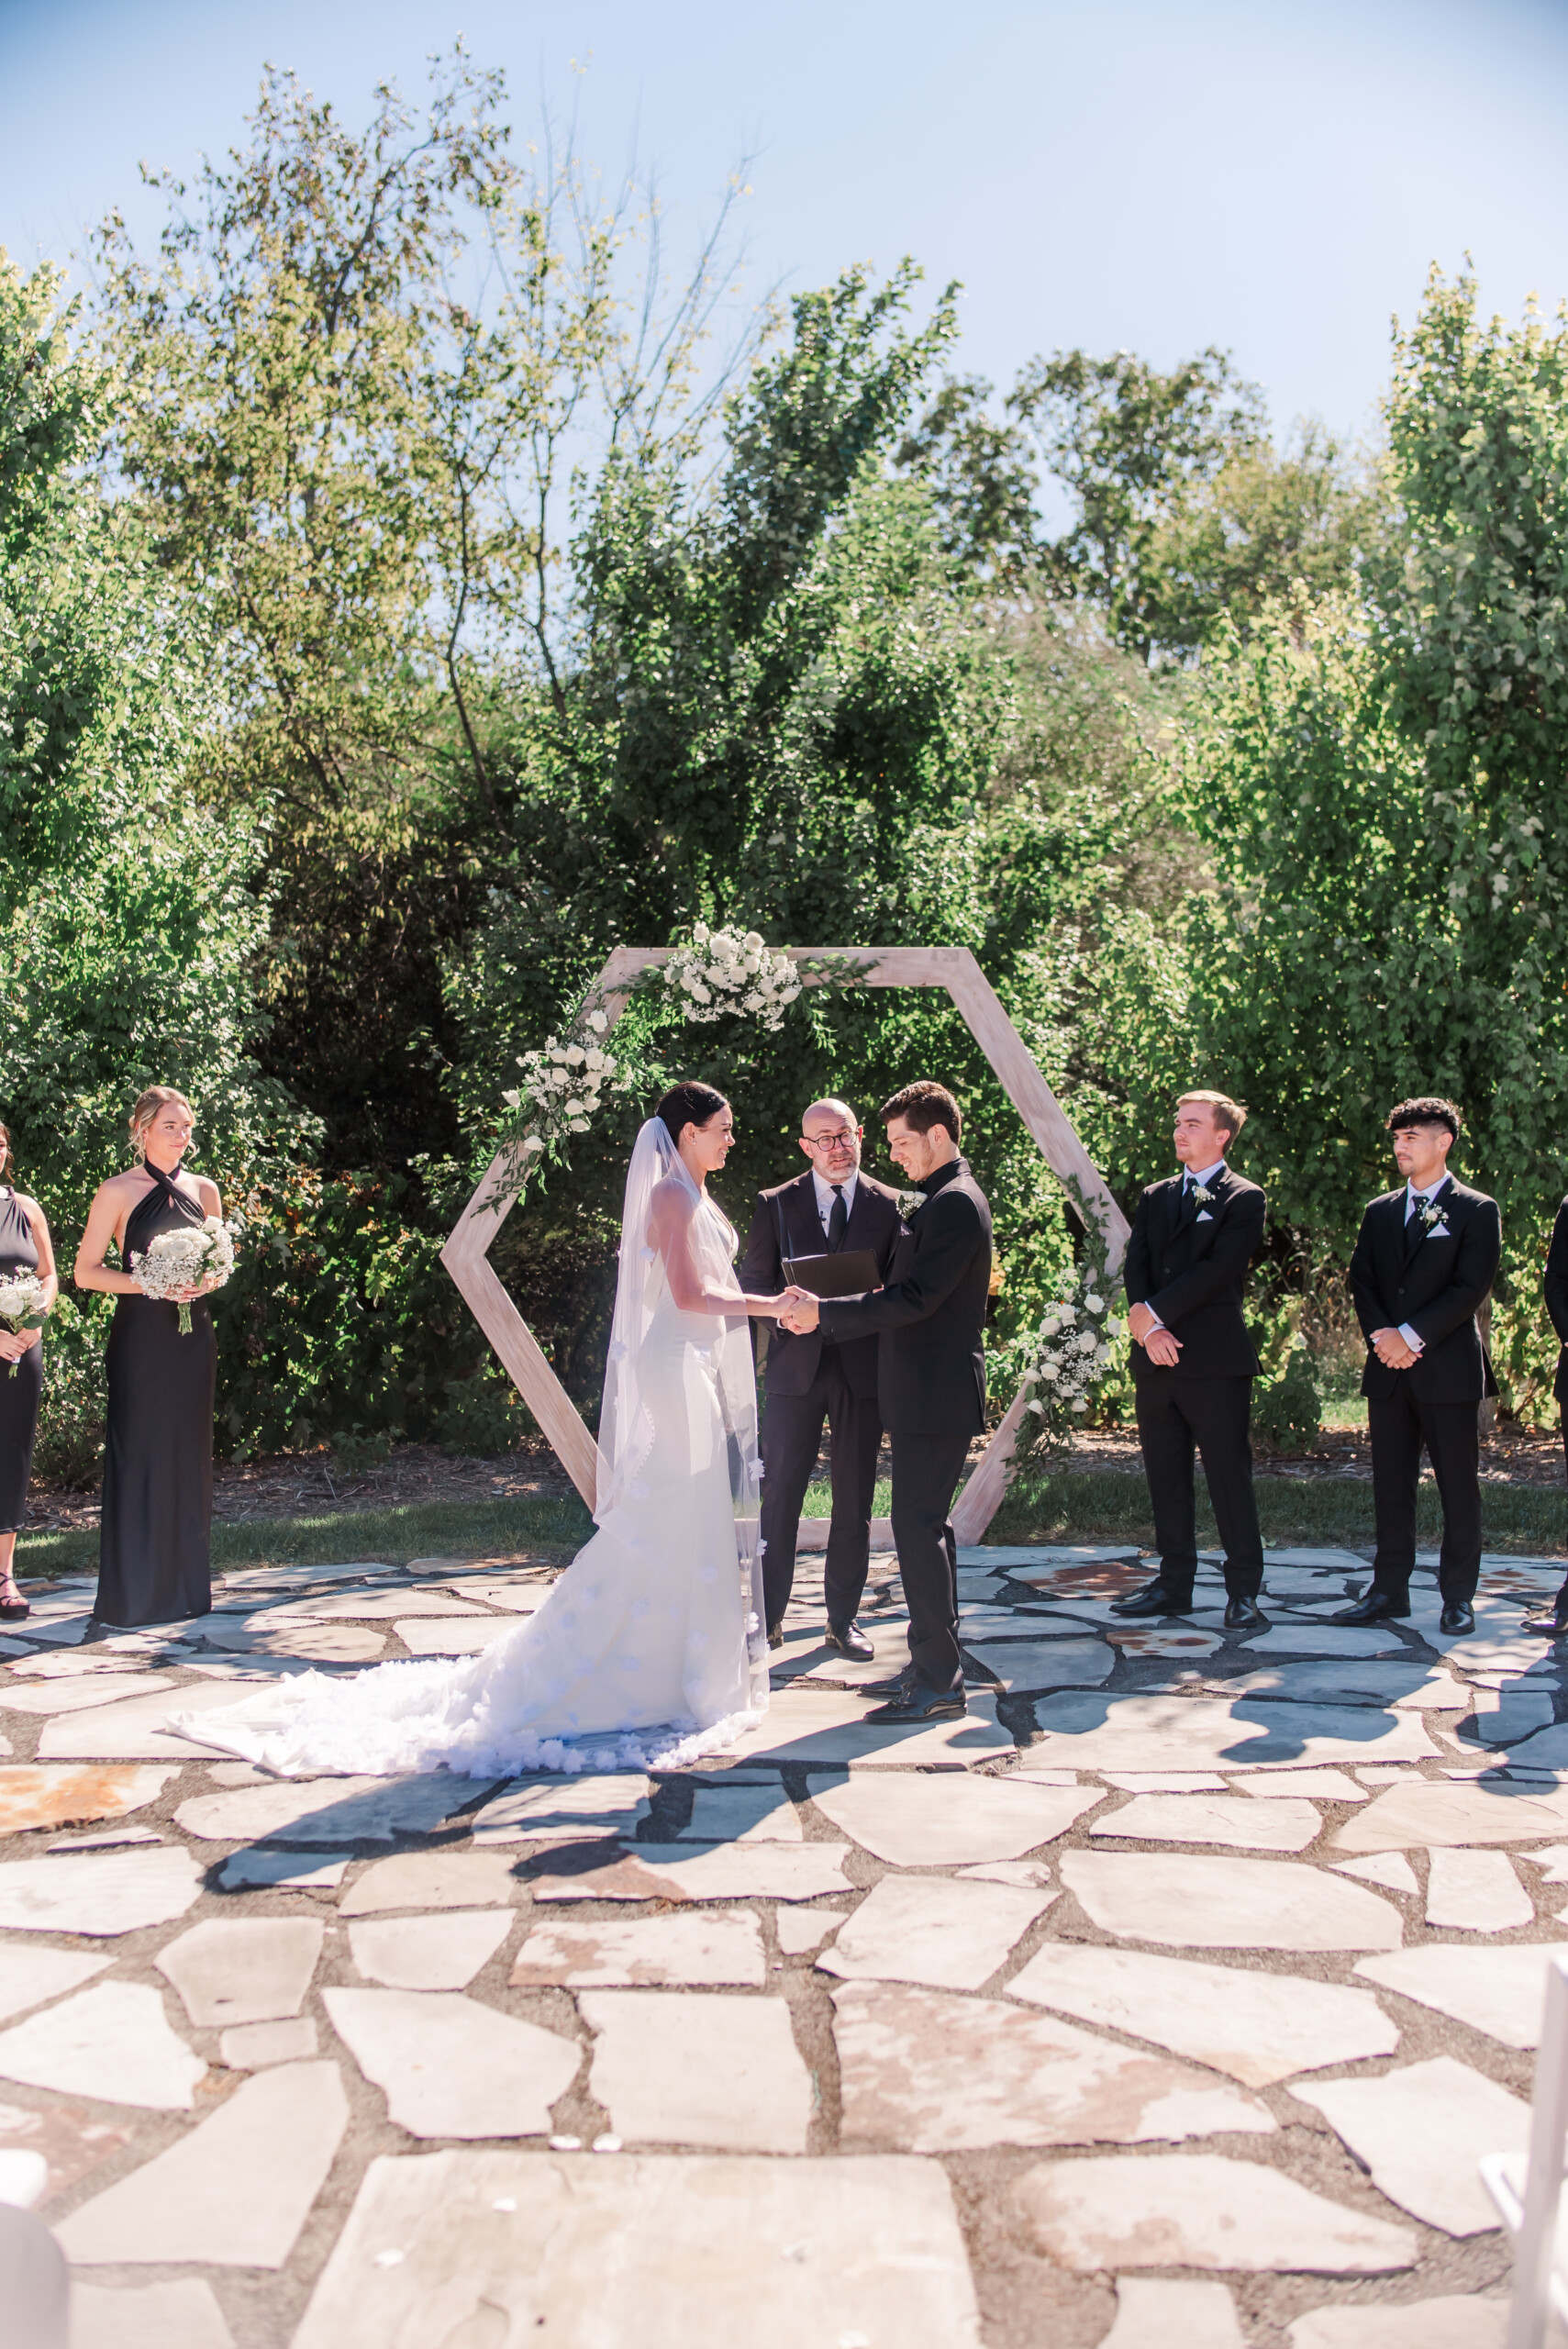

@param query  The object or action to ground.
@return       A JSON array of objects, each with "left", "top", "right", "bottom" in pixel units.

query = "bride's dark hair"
[{"left": 656, "top": 1082, "right": 728, "bottom": 1148}]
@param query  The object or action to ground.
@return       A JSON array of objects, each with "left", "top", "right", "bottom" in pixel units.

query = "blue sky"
[{"left": 3, "top": 0, "right": 1567, "bottom": 445}]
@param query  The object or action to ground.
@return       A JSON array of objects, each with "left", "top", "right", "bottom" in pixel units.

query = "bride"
[{"left": 172, "top": 1085, "right": 792, "bottom": 1777}]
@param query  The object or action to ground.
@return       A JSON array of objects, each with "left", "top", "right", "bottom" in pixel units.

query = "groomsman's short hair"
[
  {"left": 1387, "top": 1096, "right": 1461, "bottom": 1141},
  {"left": 881, "top": 1080, "right": 962, "bottom": 1142},
  {"left": 1177, "top": 1089, "right": 1248, "bottom": 1141}
]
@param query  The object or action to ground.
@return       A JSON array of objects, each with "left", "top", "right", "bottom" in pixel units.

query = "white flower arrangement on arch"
[
  {"left": 1013, "top": 1178, "right": 1127, "bottom": 1468},
  {"left": 495, "top": 924, "right": 833, "bottom": 1194},
  {"left": 661, "top": 925, "right": 803, "bottom": 1031}
]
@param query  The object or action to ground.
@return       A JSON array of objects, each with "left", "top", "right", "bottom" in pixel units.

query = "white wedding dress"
[{"left": 171, "top": 1121, "right": 769, "bottom": 1777}]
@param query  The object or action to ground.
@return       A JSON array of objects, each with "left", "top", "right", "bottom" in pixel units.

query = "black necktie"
[{"left": 827, "top": 1186, "right": 848, "bottom": 1252}]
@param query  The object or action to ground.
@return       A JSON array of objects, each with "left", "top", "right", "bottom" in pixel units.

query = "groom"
[
  {"left": 740, "top": 1098, "right": 903, "bottom": 1658},
  {"left": 782, "top": 1081, "right": 992, "bottom": 1723}
]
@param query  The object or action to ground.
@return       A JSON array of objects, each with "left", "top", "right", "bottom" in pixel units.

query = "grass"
[
  {"left": 987, "top": 1467, "right": 1568, "bottom": 1555},
  {"left": 20, "top": 1464, "right": 1564, "bottom": 1586},
  {"left": 17, "top": 1490, "right": 595, "bottom": 1585}
]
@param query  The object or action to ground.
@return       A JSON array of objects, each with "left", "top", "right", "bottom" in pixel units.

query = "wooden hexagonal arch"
[{"left": 441, "top": 946, "right": 1131, "bottom": 1546}]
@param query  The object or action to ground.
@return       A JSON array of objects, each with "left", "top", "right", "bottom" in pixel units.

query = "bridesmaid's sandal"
[{"left": 0, "top": 1581, "right": 29, "bottom": 1622}]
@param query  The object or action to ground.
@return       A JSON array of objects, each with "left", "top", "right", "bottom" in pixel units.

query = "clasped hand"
[
  {"left": 778, "top": 1286, "right": 819, "bottom": 1334},
  {"left": 1372, "top": 1326, "right": 1419, "bottom": 1371},
  {"left": 1128, "top": 1300, "right": 1182, "bottom": 1368}
]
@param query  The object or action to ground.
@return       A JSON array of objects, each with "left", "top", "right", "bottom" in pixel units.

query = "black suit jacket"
[
  {"left": 1123, "top": 1167, "right": 1265, "bottom": 1383},
  {"left": 1547, "top": 1197, "right": 1568, "bottom": 1405},
  {"left": 739, "top": 1169, "right": 903, "bottom": 1400},
  {"left": 1349, "top": 1177, "right": 1500, "bottom": 1404},
  {"left": 816, "top": 1156, "right": 992, "bottom": 1435}
]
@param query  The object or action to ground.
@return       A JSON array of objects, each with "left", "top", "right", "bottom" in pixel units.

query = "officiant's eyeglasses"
[{"left": 801, "top": 1125, "right": 861, "bottom": 1150}]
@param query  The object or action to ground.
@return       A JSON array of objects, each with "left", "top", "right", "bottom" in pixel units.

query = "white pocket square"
[
  {"left": 1428, "top": 1223, "right": 1451, "bottom": 1240},
  {"left": 1195, "top": 1209, "right": 1214, "bottom": 1222}
]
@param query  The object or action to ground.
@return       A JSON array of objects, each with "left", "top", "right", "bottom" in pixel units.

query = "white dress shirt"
[
  {"left": 1396, "top": 1177, "right": 1451, "bottom": 1353},
  {"left": 1142, "top": 1161, "right": 1226, "bottom": 1334},
  {"left": 811, "top": 1167, "right": 858, "bottom": 1240}
]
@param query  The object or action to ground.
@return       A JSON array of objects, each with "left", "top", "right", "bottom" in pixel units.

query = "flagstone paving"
[{"left": 4, "top": 1542, "right": 1562, "bottom": 2341}]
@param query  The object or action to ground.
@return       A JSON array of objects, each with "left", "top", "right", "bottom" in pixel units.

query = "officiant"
[{"left": 740, "top": 1099, "right": 902, "bottom": 1658}]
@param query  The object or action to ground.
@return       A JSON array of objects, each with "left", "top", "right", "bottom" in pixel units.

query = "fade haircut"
[
  {"left": 1177, "top": 1090, "right": 1248, "bottom": 1143},
  {"left": 881, "top": 1080, "right": 962, "bottom": 1143},
  {"left": 1387, "top": 1096, "right": 1461, "bottom": 1142}
]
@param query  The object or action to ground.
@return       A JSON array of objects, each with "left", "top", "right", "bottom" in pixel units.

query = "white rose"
[
  {"left": 564, "top": 1100, "right": 585, "bottom": 1119},
  {"left": 587, "top": 1009, "right": 607, "bottom": 1033},
  {"left": 522, "top": 1135, "right": 545, "bottom": 1155},
  {"left": 691, "top": 983, "right": 710, "bottom": 1004},
  {"left": 1026, "top": 1397, "right": 1045, "bottom": 1414},
  {"left": 743, "top": 930, "right": 762, "bottom": 950},
  {"left": 566, "top": 1045, "right": 586, "bottom": 1067},
  {"left": 1069, "top": 1397, "right": 1088, "bottom": 1413},
  {"left": 584, "top": 1048, "right": 605, "bottom": 1072},
  {"left": 1106, "top": 1316, "right": 1123, "bottom": 1336},
  {"left": 502, "top": 1088, "right": 521, "bottom": 1108},
  {"left": 781, "top": 983, "right": 801, "bottom": 1002},
  {"left": 569, "top": 1118, "right": 591, "bottom": 1132},
  {"left": 743, "top": 991, "right": 763, "bottom": 1011},
  {"left": 1041, "top": 1365, "right": 1061, "bottom": 1384},
  {"left": 550, "top": 1045, "right": 569, "bottom": 1063},
  {"left": 693, "top": 923, "right": 709, "bottom": 944},
  {"left": 1084, "top": 1294, "right": 1105, "bottom": 1313}
]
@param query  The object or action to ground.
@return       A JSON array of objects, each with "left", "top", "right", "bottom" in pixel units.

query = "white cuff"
[{"left": 1397, "top": 1323, "right": 1425, "bottom": 1353}]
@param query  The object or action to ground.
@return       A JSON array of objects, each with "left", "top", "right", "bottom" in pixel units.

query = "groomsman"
[
  {"left": 739, "top": 1099, "right": 903, "bottom": 1658},
  {"left": 1339, "top": 1097, "right": 1499, "bottom": 1637},
  {"left": 1115, "top": 1092, "right": 1268, "bottom": 1631},
  {"left": 1524, "top": 1195, "right": 1568, "bottom": 1633}
]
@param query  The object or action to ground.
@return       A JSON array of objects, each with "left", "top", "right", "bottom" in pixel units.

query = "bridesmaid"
[
  {"left": 0, "top": 1125, "right": 59, "bottom": 1623},
  {"left": 75, "top": 1089, "right": 220, "bottom": 1628}
]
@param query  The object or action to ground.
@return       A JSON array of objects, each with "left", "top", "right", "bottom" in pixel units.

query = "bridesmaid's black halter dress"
[
  {"left": 0, "top": 1189, "right": 43, "bottom": 1535},
  {"left": 95, "top": 1163, "right": 215, "bottom": 1627}
]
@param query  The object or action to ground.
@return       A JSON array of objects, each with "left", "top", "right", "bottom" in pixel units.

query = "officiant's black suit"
[
  {"left": 1123, "top": 1167, "right": 1266, "bottom": 1602},
  {"left": 816, "top": 1156, "right": 992, "bottom": 1692},
  {"left": 740, "top": 1169, "right": 903, "bottom": 1633},
  {"left": 1349, "top": 1176, "right": 1500, "bottom": 1607},
  {"left": 1541, "top": 1199, "right": 1568, "bottom": 1611}
]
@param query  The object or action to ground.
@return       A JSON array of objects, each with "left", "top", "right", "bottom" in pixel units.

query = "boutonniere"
[
  {"left": 1189, "top": 1183, "right": 1217, "bottom": 1208},
  {"left": 896, "top": 1189, "right": 924, "bottom": 1221},
  {"left": 1415, "top": 1197, "right": 1448, "bottom": 1232}
]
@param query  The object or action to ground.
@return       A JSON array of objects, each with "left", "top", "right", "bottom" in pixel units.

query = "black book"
[{"left": 782, "top": 1247, "right": 881, "bottom": 1300}]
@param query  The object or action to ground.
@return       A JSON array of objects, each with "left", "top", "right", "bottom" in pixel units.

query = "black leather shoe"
[
  {"left": 1440, "top": 1600, "right": 1476, "bottom": 1636},
  {"left": 767, "top": 1623, "right": 784, "bottom": 1652},
  {"left": 1110, "top": 1580, "right": 1195, "bottom": 1619},
  {"left": 862, "top": 1666, "right": 917, "bottom": 1699},
  {"left": 1332, "top": 1590, "right": 1410, "bottom": 1625},
  {"left": 1224, "top": 1596, "right": 1266, "bottom": 1631},
  {"left": 825, "top": 1620, "right": 875, "bottom": 1662},
  {"left": 864, "top": 1682, "right": 966, "bottom": 1723}
]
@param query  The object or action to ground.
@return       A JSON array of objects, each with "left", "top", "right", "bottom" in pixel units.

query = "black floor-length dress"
[
  {"left": 0, "top": 1190, "right": 43, "bottom": 1535},
  {"left": 96, "top": 1165, "right": 214, "bottom": 1626}
]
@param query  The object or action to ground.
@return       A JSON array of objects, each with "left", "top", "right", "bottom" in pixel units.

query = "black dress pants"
[
  {"left": 1367, "top": 1383, "right": 1481, "bottom": 1606},
  {"left": 760, "top": 1349, "right": 882, "bottom": 1632},
  {"left": 1134, "top": 1373, "right": 1263, "bottom": 1601},
  {"left": 889, "top": 1427, "right": 970, "bottom": 1692}
]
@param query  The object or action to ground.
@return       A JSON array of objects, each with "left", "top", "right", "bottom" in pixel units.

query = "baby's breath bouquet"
[
  {"left": 661, "top": 925, "right": 802, "bottom": 1030},
  {"left": 0, "top": 1273, "right": 49, "bottom": 1378},
  {"left": 132, "top": 1217, "right": 238, "bottom": 1334}
]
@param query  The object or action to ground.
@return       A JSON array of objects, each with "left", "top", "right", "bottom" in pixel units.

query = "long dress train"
[
  {"left": 170, "top": 1125, "right": 767, "bottom": 1776},
  {"left": 96, "top": 1164, "right": 214, "bottom": 1627}
]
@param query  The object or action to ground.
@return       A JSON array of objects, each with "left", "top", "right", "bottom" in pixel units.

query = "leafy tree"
[{"left": 1180, "top": 271, "right": 1568, "bottom": 1406}]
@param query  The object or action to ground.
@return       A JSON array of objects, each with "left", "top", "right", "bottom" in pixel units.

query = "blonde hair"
[
  {"left": 1178, "top": 1089, "right": 1248, "bottom": 1143},
  {"left": 129, "top": 1087, "right": 195, "bottom": 1162}
]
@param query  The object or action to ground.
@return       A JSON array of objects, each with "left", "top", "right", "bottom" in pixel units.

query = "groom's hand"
[{"left": 781, "top": 1286, "right": 819, "bottom": 1332}]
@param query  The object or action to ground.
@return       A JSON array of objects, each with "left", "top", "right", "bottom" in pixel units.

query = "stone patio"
[{"left": 0, "top": 1542, "right": 1547, "bottom": 2343}]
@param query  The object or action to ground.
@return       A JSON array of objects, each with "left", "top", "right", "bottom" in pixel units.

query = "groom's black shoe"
[
  {"left": 864, "top": 1680, "right": 965, "bottom": 1723},
  {"left": 1332, "top": 1589, "right": 1410, "bottom": 1625},
  {"left": 1223, "top": 1595, "right": 1266, "bottom": 1631},
  {"left": 1110, "top": 1579, "right": 1195, "bottom": 1619},
  {"left": 767, "top": 1623, "right": 784, "bottom": 1652},
  {"left": 1440, "top": 1600, "right": 1476, "bottom": 1636},
  {"left": 824, "top": 1620, "right": 875, "bottom": 1663},
  {"left": 862, "top": 1665, "right": 917, "bottom": 1700}
]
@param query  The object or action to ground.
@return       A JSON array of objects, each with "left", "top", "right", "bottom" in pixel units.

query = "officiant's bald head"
[{"left": 798, "top": 1097, "right": 862, "bottom": 1177}]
